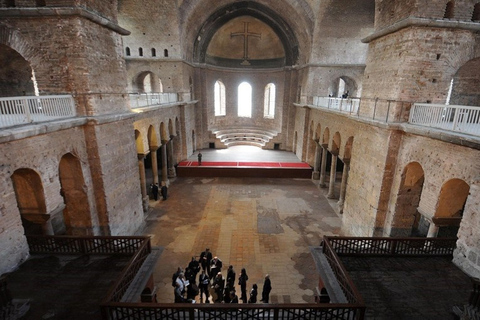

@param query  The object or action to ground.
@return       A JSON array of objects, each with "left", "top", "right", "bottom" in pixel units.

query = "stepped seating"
[{"left": 211, "top": 128, "right": 279, "bottom": 147}]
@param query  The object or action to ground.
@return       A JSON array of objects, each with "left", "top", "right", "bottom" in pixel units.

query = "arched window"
[
  {"left": 472, "top": 3, "right": 480, "bottom": 21},
  {"left": 444, "top": 1, "right": 455, "bottom": 19},
  {"left": 139, "top": 47, "right": 143, "bottom": 57},
  {"left": 151, "top": 48, "right": 156, "bottom": 57},
  {"left": 238, "top": 82, "right": 252, "bottom": 118},
  {"left": 125, "top": 47, "right": 131, "bottom": 56},
  {"left": 264, "top": 83, "right": 276, "bottom": 118},
  {"left": 338, "top": 78, "right": 346, "bottom": 98},
  {"left": 214, "top": 80, "right": 226, "bottom": 116},
  {"left": 164, "top": 49, "right": 169, "bottom": 57}
]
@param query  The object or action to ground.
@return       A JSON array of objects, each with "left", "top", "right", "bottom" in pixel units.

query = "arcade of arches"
[{"left": 0, "top": 0, "right": 480, "bottom": 283}]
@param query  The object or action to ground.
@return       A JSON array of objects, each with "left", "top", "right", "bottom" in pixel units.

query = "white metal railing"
[
  {"left": 409, "top": 103, "right": 480, "bottom": 137},
  {"left": 0, "top": 95, "right": 76, "bottom": 129},
  {"left": 129, "top": 92, "right": 178, "bottom": 109},
  {"left": 312, "top": 96, "right": 360, "bottom": 115}
]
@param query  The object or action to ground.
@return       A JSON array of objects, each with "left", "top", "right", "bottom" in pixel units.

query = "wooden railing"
[
  {"left": 27, "top": 235, "right": 149, "bottom": 255},
  {"left": 0, "top": 95, "right": 76, "bottom": 128},
  {"left": 322, "top": 238, "right": 364, "bottom": 306},
  {"left": 324, "top": 236, "right": 457, "bottom": 256},
  {"left": 101, "top": 302, "right": 365, "bottom": 320}
]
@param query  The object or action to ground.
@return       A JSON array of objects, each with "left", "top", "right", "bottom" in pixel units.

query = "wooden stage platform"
[{"left": 176, "top": 161, "right": 313, "bottom": 178}]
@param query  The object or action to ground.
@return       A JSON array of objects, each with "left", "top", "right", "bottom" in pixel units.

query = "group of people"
[
  {"left": 172, "top": 248, "right": 272, "bottom": 304},
  {"left": 150, "top": 182, "right": 168, "bottom": 201}
]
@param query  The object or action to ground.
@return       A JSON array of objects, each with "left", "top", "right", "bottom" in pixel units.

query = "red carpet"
[
  {"left": 178, "top": 161, "right": 311, "bottom": 168},
  {"left": 176, "top": 161, "right": 312, "bottom": 178}
]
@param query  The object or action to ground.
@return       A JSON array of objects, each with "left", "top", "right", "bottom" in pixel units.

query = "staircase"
[{"left": 211, "top": 127, "right": 279, "bottom": 148}]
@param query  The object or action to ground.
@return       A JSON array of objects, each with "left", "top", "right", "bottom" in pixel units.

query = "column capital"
[
  {"left": 149, "top": 146, "right": 159, "bottom": 152},
  {"left": 137, "top": 153, "right": 148, "bottom": 160}
]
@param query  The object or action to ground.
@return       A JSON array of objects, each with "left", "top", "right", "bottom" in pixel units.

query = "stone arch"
[
  {"left": 134, "top": 71, "right": 162, "bottom": 93},
  {"left": 392, "top": 162, "right": 425, "bottom": 237},
  {"left": 0, "top": 44, "right": 35, "bottom": 97},
  {"left": 332, "top": 76, "right": 358, "bottom": 98},
  {"left": 315, "top": 123, "right": 322, "bottom": 141},
  {"left": 473, "top": 2, "right": 480, "bottom": 21},
  {"left": 148, "top": 125, "right": 159, "bottom": 148},
  {"left": 450, "top": 57, "right": 480, "bottom": 106},
  {"left": 135, "top": 129, "right": 147, "bottom": 154},
  {"left": 174, "top": 117, "right": 183, "bottom": 163},
  {"left": 436, "top": 179, "right": 470, "bottom": 218},
  {"left": 444, "top": 1, "right": 455, "bottom": 19},
  {"left": 192, "top": 1, "right": 299, "bottom": 66},
  {"left": 59, "top": 153, "right": 92, "bottom": 235},
  {"left": 192, "top": 129, "right": 196, "bottom": 151},
  {"left": 332, "top": 132, "right": 341, "bottom": 155},
  {"left": 11, "top": 168, "right": 47, "bottom": 235},
  {"left": 322, "top": 127, "right": 330, "bottom": 147},
  {"left": 433, "top": 178, "right": 470, "bottom": 237},
  {"left": 160, "top": 122, "right": 168, "bottom": 141}
]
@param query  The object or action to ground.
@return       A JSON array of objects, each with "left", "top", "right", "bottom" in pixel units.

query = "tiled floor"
[{"left": 142, "top": 166, "right": 342, "bottom": 303}]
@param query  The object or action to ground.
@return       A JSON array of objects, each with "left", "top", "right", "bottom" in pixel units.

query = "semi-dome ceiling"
[
  {"left": 193, "top": 1, "right": 299, "bottom": 68},
  {"left": 206, "top": 15, "right": 285, "bottom": 68}
]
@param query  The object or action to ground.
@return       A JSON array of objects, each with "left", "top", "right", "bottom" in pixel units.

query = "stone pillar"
[
  {"left": 319, "top": 145, "right": 328, "bottom": 188},
  {"left": 427, "top": 222, "right": 439, "bottom": 238},
  {"left": 167, "top": 138, "right": 176, "bottom": 178},
  {"left": 161, "top": 141, "right": 169, "bottom": 186},
  {"left": 138, "top": 154, "right": 149, "bottom": 213},
  {"left": 338, "top": 160, "right": 350, "bottom": 213},
  {"left": 327, "top": 153, "right": 338, "bottom": 199},
  {"left": 312, "top": 141, "right": 321, "bottom": 180},
  {"left": 150, "top": 146, "right": 159, "bottom": 185}
]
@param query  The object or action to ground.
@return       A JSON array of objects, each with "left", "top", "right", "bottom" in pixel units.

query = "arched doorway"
[
  {"left": 59, "top": 153, "right": 92, "bottom": 235},
  {"left": 392, "top": 162, "right": 425, "bottom": 237},
  {"left": 11, "top": 168, "right": 48, "bottom": 235},
  {"left": 433, "top": 179, "right": 470, "bottom": 238},
  {"left": 0, "top": 44, "right": 36, "bottom": 97}
]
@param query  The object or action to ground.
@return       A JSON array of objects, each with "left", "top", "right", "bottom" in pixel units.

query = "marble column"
[
  {"left": 167, "top": 138, "right": 176, "bottom": 178},
  {"left": 319, "top": 145, "right": 328, "bottom": 188},
  {"left": 337, "top": 159, "right": 350, "bottom": 213},
  {"left": 138, "top": 153, "right": 149, "bottom": 212},
  {"left": 327, "top": 153, "right": 338, "bottom": 199},
  {"left": 150, "top": 146, "right": 159, "bottom": 185},
  {"left": 312, "top": 140, "right": 321, "bottom": 180},
  {"left": 161, "top": 141, "right": 169, "bottom": 186}
]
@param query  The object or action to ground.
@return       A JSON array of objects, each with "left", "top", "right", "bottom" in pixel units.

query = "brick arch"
[
  {"left": 450, "top": 56, "right": 480, "bottom": 106},
  {"left": 322, "top": 127, "right": 330, "bottom": 147},
  {"left": 391, "top": 162, "right": 425, "bottom": 237},
  {"left": 314, "top": 123, "right": 322, "bottom": 141},
  {"left": 343, "top": 136, "right": 354, "bottom": 160},
  {"left": 0, "top": 25, "right": 40, "bottom": 64},
  {"left": 436, "top": 178, "right": 470, "bottom": 218},
  {"left": 147, "top": 125, "right": 159, "bottom": 148},
  {"left": 168, "top": 118, "right": 174, "bottom": 138},
  {"left": 332, "top": 132, "right": 341, "bottom": 155},
  {"left": 59, "top": 153, "right": 92, "bottom": 235},
  {"left": 306, "top": 120, "right": 316, "bottom": 164},
  {"left": 11, "top": 168, "right": 47, "bottom": 235},
  {"left": 133, "top": 71, "right": 162, "bottom": 93},
  {"left": 160, "top": 122, "right": 168, "bottom": 141}
]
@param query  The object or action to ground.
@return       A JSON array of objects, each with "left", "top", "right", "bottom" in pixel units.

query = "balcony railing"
[
  {"left": 129, "top": 92, "right": 178, "bottom": 109},
  {"left": 409, "top": 103, "right": 480, "bottom": 137},
  {"left": 312, "top": 97, "right": 360, "bottom": 115},
  {"left": 0, "top": 95, "right": 76, "bottom": 129}
]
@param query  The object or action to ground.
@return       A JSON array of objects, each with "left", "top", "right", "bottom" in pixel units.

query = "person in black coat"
[
  {"left": 226, "top": 265, "right": 236, "bottom": 289},
  {"left": 198, "top": 269, "right": 210, "bottom": 302},
  {"left": 261, "top": 274, "right": 272, "bottom": 303},
  {"left": 248, "top": 283, "right": 258, "bottom": 303},
  {"left": 199, "top": 248, "right": 212, "bottom": 275},
  {"left": 238, "top": 268, "right": 248, "bottom": 303}
]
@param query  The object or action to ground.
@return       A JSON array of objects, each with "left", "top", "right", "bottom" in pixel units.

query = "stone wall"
[
  {"left": 0, "top": 126, "right": 97, "bottom": 274},
  {"left": 2, "top": 16, "right": 129, "bottom": 116},
  {"left": 118, "top": 0, "right": 181, "bottom": 60}
]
